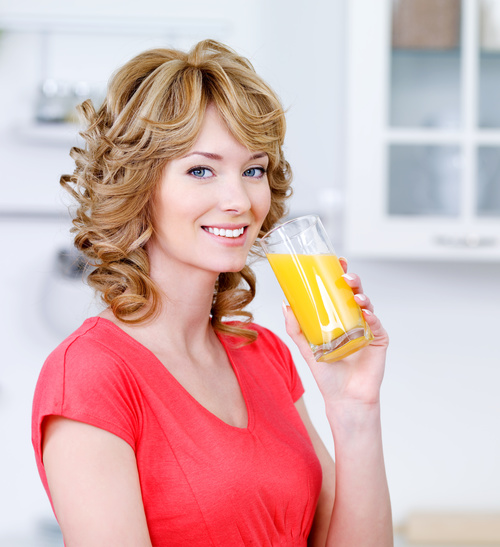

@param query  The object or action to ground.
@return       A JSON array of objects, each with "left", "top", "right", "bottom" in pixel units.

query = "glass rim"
[{"left": 259, "top": 214, "right": 321, "bottom": 245}]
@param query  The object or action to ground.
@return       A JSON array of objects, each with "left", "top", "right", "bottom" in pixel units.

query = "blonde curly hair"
[{"left": 62, "top": 39, "right": 292, "bottom": 342}]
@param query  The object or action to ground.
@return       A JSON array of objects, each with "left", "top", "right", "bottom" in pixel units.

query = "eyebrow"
[{"left": 182, "top": 151, "right": 268, "bottom": 161}]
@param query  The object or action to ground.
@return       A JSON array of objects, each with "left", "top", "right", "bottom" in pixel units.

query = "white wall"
[
  {"left": 0, "top": 218, "right": 100, "bottom": 543},
  {"left": 1, "top": 0, "right": 499, "bottom": 542}
]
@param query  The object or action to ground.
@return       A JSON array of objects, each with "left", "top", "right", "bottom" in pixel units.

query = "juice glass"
[{"left": 260, "top": 215, "right": 373, "bottom": 362}]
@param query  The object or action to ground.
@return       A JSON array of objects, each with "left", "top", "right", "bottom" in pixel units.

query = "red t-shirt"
[{"left": 32, "top": 317, "right": 322, "bottom": 546}]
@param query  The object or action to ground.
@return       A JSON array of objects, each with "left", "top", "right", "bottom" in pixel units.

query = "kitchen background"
[{"left": 0, "top": 0, "right": 498, "bottom": 545}]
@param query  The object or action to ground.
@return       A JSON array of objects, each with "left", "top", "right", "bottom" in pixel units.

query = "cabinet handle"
[{"left": 434, "top": 234, "right": 497, "bottom": 248}]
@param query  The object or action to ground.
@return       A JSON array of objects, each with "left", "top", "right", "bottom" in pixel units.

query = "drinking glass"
[{"left": 260, "top": 215, "right": 373, "bottom": 362}]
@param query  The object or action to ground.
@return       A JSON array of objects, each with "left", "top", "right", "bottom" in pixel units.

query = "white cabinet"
[
  {"left": 345, "top": 0, "right": 500, "bottom": 260},
  {"left": 0, "top": 15, "right": 229, "bottom": 216}
]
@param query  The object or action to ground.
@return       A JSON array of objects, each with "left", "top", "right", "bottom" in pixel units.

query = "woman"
[{"left": 32, "top": 40, "right": 392, "bottom": 546}]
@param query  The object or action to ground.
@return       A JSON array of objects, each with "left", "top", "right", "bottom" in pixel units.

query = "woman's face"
[{"left": 148, "top": 104, "right": 271, "bottom": 278}]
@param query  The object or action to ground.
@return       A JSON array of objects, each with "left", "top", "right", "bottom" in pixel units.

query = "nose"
[{"left": 219, "top": 177, "right": 252, "bottom": 214}]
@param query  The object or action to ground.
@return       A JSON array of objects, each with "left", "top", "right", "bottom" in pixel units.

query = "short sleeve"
[
  {"left": 268, "top": 329, "right": 304, "bottom": 402},
  {"left": 32, "top": 326, "right": 142, "bottom": 497},
  {"left": 245, "top": 324, "right": 305, "bottom": 403}
]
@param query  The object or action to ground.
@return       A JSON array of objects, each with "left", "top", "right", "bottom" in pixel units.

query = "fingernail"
[
  {"left": 282, "top": 300, "right": 287, "bottom": 316},
  {"left": 355, "top": 294, "right": 367, "bottom": 302},
  {"left": 342, "top": 273, "right": 355, "bottom": 281},
  {"left": 363, "top": 308, "right": 372, "bottom": 315}
]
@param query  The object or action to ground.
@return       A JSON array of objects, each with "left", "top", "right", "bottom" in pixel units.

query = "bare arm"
[
  {"left": 324, "top": 396, "right": 392, "bottom": 546},
  {"left": 286, "top": 270, "right": 393, "bottom": 547},
  {"left": 42, "top": 416, "right": 152, "bottom": 547}
]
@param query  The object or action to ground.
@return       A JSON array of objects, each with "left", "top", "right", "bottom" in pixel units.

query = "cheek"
[
  {"left": 155, "top": 183, "right": 194, "bottom": 220},
  {"left": 256, "top": 185, "right": 272, "bottom": 220},
  {"left": 149, "top": 190, "right": 186, "bottom": 242}
]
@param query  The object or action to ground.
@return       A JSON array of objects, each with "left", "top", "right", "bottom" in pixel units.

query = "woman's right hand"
[{"left": 281, "top": 260, "right": 389, "bottom": 412}]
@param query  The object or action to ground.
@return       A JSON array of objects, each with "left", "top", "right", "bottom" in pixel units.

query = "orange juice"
[{"left": 267, "top": 253, "right": 371, "bottom": 359}]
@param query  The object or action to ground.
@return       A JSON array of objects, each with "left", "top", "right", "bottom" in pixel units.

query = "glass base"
[{"left": 312, "top": 327, "right": 374, "bottom": 363}]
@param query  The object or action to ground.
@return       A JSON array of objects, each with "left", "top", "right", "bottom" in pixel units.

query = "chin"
[
  {"left": 219, "top": 260, "right": 248, "bottom": 274},
  {"left": 222, "top": 265, "right": 247, "bottom": 274}
]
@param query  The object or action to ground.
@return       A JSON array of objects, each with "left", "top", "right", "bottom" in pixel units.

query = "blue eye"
[
  {"left": 189, "top": 167, "right": 213, "bottom": 178},
  {"left": 244, "top": 167, "right": 266, "bottom": 178}
]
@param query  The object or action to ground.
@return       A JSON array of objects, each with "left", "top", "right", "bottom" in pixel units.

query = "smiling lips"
[{"left": 203, "top": 226, "right": 246, "bottom": 238}]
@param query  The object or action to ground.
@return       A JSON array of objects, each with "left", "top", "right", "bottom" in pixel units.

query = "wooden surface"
[{"left": 395, "top": 512, "right": 500, "bottom": 545}]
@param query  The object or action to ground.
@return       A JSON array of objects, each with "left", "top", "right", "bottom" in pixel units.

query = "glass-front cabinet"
[{"left": 345, "top": 0, "right": 500, "bottom": 260}]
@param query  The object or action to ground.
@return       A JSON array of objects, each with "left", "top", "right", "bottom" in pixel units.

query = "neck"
[
  {"left": 149, "top": 263, "right": 219, "bottom": 348},
  {"left": 138, "top": 248, "right": 225, "bottom": 351}
]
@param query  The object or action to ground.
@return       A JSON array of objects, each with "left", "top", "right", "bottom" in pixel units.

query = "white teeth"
[{"left": 205, "top": 226, "right": 245, "bottom": 238}]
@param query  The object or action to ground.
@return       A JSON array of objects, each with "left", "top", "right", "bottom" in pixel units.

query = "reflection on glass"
[
  {"left": 388, "top": 144, "right": 461, "bottom": 216},
  {"left": 477, "top": 147, "right": 500, "bottom": 216},
  {"left": 390, "top": 0, "right": 462, "bottom": 128},
  {"left": 479, "top": 0, "right": 500, "bottom": 127}
]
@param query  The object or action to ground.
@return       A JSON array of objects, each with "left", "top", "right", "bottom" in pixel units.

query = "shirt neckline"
[{"left": 88, "top": 316, "right": 255, "bottom": 433}]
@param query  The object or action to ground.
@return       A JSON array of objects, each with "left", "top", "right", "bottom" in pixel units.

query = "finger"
[
  {"left": 339, "top": 256, "right": 348, "bottom": 273},
  {"left": 342, "top": 272, "right": 363, "bottom": 294},
  {"left": 282, "top": 302, "right": 306, "bottom": 345},
  {"left": 281, "top": 302, "right": 316, "bottom": 362},
  {"left": 354, "top": 292, "right": 374, "bottom": 313},
  {"left": 282, "top": 300, "right": 301, "bottom": 337},
  {"left": 361, "top": 308, "right": 389, "bottom": 345}
]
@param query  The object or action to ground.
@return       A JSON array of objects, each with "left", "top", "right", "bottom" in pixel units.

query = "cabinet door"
[
  {"left": 345, "top": 0, "right": 500, "bottom": 260},
  {"left": 478, "top": 1, "right": 500, "bottom": 219}
]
